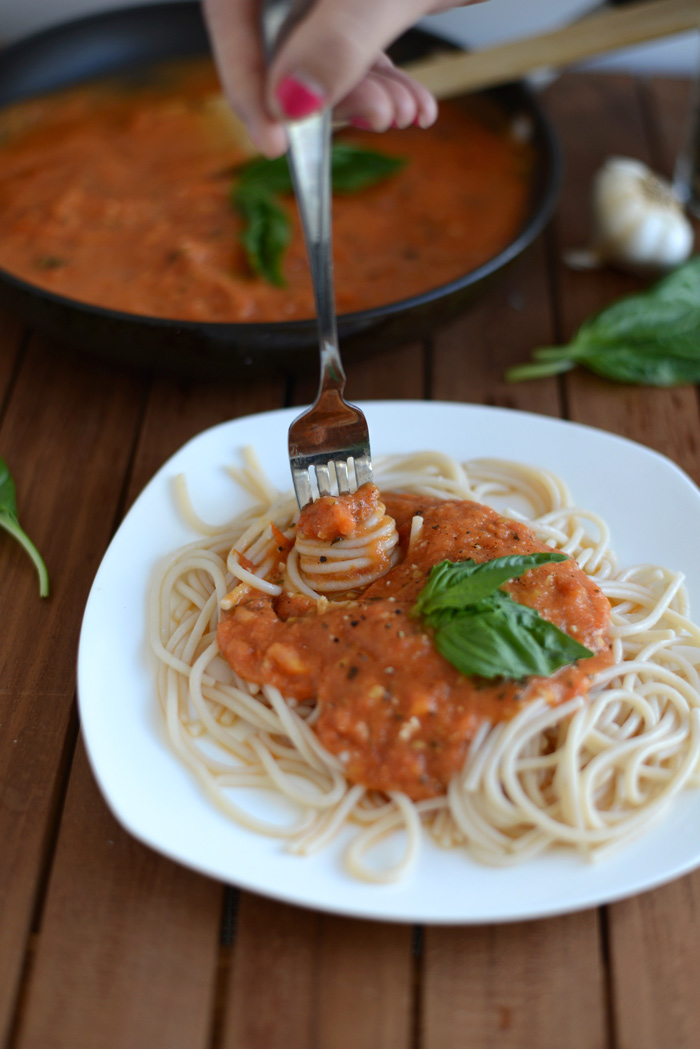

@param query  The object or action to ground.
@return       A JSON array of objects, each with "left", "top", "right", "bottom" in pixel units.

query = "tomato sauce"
[
  {"left": 0, "top": 58, "right": 533, "bottom": 322},
  {"left": 217, "top": 495, "right": 612, "bottom": 800}
]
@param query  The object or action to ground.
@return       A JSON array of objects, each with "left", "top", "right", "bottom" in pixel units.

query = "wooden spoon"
[{"left": 401, "top": 0, "right": 700, "bottom": 98}]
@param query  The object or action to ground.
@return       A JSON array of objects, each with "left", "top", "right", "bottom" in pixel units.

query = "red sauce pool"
[{"left": 0, "top": 58, "right": 534, "bottom": 323}]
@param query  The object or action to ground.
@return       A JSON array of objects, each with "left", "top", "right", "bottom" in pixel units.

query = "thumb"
[{"left": 267, "top": 0, "right": 427, "bottom": 119}]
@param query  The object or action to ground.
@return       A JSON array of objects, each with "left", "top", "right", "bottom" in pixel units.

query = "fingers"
[
  {"left": 267, "top": 0, "right": 430, "bottom": 119},
  {"left": 202, "top": 0, "right": 484, "bottom": 156},
  {"left": 202, "top": 0, "right": 287, "bottom": 156},
  {"left": 335, "top": 57, "right": 438, "bottom": 131}
]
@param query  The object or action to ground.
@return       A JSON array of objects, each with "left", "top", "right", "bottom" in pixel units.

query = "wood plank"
[
  {"left": 423, "top": 913, "right": 607, "bottom": 1049},
  {"left": 606, "top": 877, "right": 700, "bottom": 1049},
  {"left": 14, "top": 373, "right": 287, "bottom": 1048},
  {"left": 14, "top": 740, "right": 222, "bottom": 1049},
  {"left": 125, "top": 372, "right": 286, "bottom": 506},
  {"left": 292, "top": 339, "right": 426, "bottom": 408},
  {"left": 222, "top": 895, "right": 413, "bottom": 1049},
  {"left": 546, "top": 75, "right": 700, "bottom": 478},
  {"left": 313, "top": 915, "right": 413, "bottom": 1049},
  {"left": 0, "top": 307, "right": 26, "bottom": 404},
  {"left": 546, "top": 73, "right": 700, "bottom": 1049},
  {"left": 642, "top": 76, "right": 692, "bottom": 177},
  {"left": 425, "top": 76, "right": 610, "bottom": 1049},
  {"left": 0, "top": 337, "right": 146, "bottom": 1046},
  {"left": 431, "top": 240, "right": 562, "bottom": 416},
  {"left": 220, "top": 896, "right": 319, "bottom": 1049}
]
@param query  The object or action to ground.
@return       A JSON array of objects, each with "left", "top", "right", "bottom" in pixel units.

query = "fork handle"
[
  {"left": 286, "top": 112, "right": 346, "bottom": 393},
  {"left": 261, "top": 0, "right": 346, "bottom": 397}
]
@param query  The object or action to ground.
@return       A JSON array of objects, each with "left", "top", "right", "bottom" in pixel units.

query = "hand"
[{"left": 202, "top": 0, "right": 485, "bottom": 157}]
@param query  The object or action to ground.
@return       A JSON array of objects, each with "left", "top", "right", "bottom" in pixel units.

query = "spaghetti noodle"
[{"left": 148, "top": 450, "right": 700, "bottom": 880}]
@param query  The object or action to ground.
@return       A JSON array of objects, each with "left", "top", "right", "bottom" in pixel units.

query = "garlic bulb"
[{"left": 565, "top": 157, "right": 694, "bottom": 275}]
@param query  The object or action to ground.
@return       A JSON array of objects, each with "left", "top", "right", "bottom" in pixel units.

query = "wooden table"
[{"left": 2, "top": 72, "right": 700, "bottom": 1049}]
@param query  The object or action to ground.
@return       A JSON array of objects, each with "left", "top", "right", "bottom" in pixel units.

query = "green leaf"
[
  {"left": 0, "top": 457, "right": 49, "bottom": 598},
  {"left": 432, "top": 591, "right": 594, "bottom": 680},
  {"left": 231, "top": 143, "right": 406, "bottom": 285},
  {"left": 233, "top": 184, "right": 292, "bottom": 287},
  {"left": 234, "top": 143, "right": 406, "bottom": 197},
  {"left": 329, "top": 144, "right": 406, "bottom": 193},
  {"left": 414, "top": 552, "right": 568, "bottom": 617},
  {"left": 235, "top": 154, "right": 293, "bottom": 196},
  {"left": 413, "top": 555, "right": 593, "bottom": 681},
  {"left": 507, "top": 255, "right": 700, "bottom": 387}
]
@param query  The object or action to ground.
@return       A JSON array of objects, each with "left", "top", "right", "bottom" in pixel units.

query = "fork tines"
[{"left": 290, "top": 449, "right": 372, "bottom": 509}]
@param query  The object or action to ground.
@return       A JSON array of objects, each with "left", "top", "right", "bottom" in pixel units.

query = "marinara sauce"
[
  {"left": 0, "top": 58, "right": 533, "bottom": 322},
  {"left": 217, "top": 494, "right": 612, "bottom": 801}
]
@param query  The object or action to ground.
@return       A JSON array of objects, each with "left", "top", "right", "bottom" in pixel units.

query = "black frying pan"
[{"left": 0, "top": 2, "right": 562, "bottom": 377}]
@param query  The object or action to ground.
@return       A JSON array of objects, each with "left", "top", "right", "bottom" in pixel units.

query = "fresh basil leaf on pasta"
[
  {"left": 507, "top": 254, "right": 700, "bottom": 386},
  {"left": 414, "top": 552, "right": 568, "bottom": 617},
  {"left": 414, "top": 555, "right": 592, "bottom": 681},
  {"left": 0, "top": 456, "right": 49, "bottom": 597},
  {"left": 432, "top": 590, "right": 594, "bottom": 680}
]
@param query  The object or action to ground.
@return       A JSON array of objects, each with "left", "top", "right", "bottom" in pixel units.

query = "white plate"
[{"left": 77, "top": 401, "right": 700, "bottom": 923}]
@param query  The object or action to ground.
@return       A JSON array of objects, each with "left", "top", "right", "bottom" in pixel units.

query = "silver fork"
[{"left": 262, "top": 0, "right": 372, "bottom": 509}]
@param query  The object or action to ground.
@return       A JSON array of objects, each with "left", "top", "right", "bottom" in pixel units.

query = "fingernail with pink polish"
[
  {"left": 350, "top": 117, "right": 373, "bottom": 130},
  {"left": 275, "top": 75, "right": 324, "bottom": 120}
]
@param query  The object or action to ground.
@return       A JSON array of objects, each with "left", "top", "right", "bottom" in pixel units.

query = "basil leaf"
[
  {"left": 235, "top": 143, "right": 406, "bottom": 197},
  {"left": 233, "top": 185, "right": 291, "bottom": 287},
  {"left": 329, "top": 144, "right": 406, "bottom": 192},
  {"left": 231, "top": 143, "right": 406, "bottom": 284},
  {"left": 0, "top": 457, "right": 49, "bottom": 597},
  {"left": 235, "top": 154, "right": 293, "bottom": 196},
  {"left": 507, "top": 255, "right": 700, "bottom": 386},
  {"left": 414, "top": 552, "right": 568, "bottom": 617},
  {"left": 413, "top": 555, "right": 593, "bottom": 681},
  {"left": 432, "top": 591, "right": 594, "bottom": 680}
]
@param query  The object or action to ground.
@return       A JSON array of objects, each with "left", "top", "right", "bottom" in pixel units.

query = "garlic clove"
[{"left": 565, "top": 156, "right": 694, "bottom": 275}]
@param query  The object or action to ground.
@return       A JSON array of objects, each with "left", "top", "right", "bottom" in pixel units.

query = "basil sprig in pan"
[
  {"left": 507, "top": 254, "right": 700, "bottom": 386},
  {"left": 0, "top": 457, "right": 48, "bottom": 597},
  {"left": 231, "top": 144, "right": 406, "bottom": 286},
  {"left": 413, "top": 554, "right": 593, "bottom": 681}
]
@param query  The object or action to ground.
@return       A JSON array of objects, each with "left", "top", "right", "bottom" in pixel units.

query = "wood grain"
[
  {"left": 221, "top": 895, "right": 320, "bottom": 1049},
  {"left": 0, "top": 307, "right": 25, "bottom": 404},
  {"left": 606, "top": 874, "right": 700, "bottom": 1049},
  {"left": 14, "top": 740, "right": 223, "bottom": 1049},
  {"left": 422, "top": 913, "right": 607, "bottom": 1049},
  {"left": 546, "top": 71, "right": 700, "bottom": 1049},
  {"left": 0, "top": 337, "right": 146, "bottom": 1046},
  {"left": 222, "top": 896, "right": 413, "bottom": 1049},
  {"left": 431, "top": 240, "right": 562, "bottom": 414},
  {"left": 543, "top": 74, "right": 700, "bottom": 481},
  {"left": 292, "top": 339, "right": 426, "bottom": 408},
  {"left": 11, "top": 370, "right": 287, "bottom": 1049}
]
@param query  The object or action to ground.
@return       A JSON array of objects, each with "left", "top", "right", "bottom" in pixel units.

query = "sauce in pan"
[{"left": 0, "top": 58, "right": 534, "bottom": 322}]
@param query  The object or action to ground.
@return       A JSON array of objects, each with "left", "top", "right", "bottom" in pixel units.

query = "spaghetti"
[{"left": 148, "top": 450, "right": 700, "bottom": 880}]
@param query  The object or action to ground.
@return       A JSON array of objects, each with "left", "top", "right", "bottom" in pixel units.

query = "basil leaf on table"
[
  {"left": 506, "top": 255, "right": 700, "bottom": 386},
  {"left": 413, "top": 556, "right": 593, "bottom": 681},
  {"left": 0, "top": 457, "right": 49, "bottom": 598},
  {"left": 230, "top": 143, "right": 407, "bottom": 286}
]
